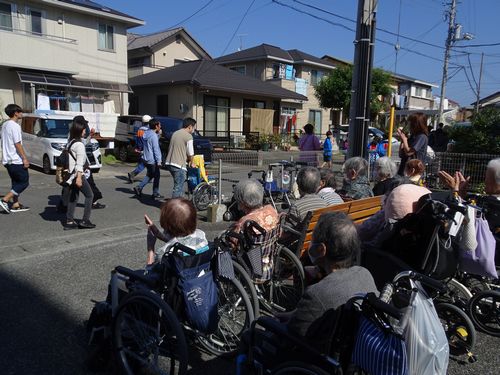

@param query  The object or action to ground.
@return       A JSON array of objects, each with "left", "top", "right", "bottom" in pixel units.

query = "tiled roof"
[
  {"left": 129, "top": 60, "right": 307, "bottom": 101},
  {"left": 215, "top": 44, "right": 335, "bottom": 69},
  {"left": 58, "top": 0, "right": 142, "bottom": 22},
  {"left": 127, "top": 27, "right": 183, "bottom": 49}
]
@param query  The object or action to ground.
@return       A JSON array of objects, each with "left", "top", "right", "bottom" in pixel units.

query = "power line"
[
  {"left": 453, "top": 42, "right": 500, "bottom": 48},
  {"left": 220, "top": 0, "right": 257, "bottom": 56},
  {"left": 163, "top": 0, "right": 215, "bottom": 30}
]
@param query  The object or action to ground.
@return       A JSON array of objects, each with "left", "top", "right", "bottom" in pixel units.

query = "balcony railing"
[{"left": 0, "top": 26, "right": 77, "bottom": 44}]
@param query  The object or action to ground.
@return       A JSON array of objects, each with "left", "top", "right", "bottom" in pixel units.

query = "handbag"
[{"left": 460, "top": 215, "right": 498, "bottom": 278}]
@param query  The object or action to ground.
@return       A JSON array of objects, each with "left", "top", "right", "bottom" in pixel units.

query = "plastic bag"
[
  {"left": 402, "top": 282, "right": 449, "bottom": 375},
  {"left": 460, "top": 216, "right": 498, "bottom": 279}
]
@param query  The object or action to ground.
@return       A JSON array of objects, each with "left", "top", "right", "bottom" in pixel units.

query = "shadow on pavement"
[{"left": 0, "top": 269, "right": 89, "bottom": 374}]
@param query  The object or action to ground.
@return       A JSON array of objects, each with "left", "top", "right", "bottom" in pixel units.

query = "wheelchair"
[
  {"left": 86, "top": 242, "right": 254, "bottom": 374},
  {"left": 216, "top": 218, "right": 305, "bottom": 317},
  {"left": 362, "top": 194, "right": 478, "bottom": 358},
  {"left": 238, "top": 287, "right": 410, "bottom": 375}
]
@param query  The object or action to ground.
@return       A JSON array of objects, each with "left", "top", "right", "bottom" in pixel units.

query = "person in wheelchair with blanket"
[{"left": 238, "top": 212, "right": 379, "bottom": 371}]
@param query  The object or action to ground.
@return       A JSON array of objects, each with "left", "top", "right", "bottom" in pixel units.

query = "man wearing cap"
[
  {"left": 0, "top": 104, "right": 30, "bottom": 213},
  {"left": 164, "top": 117, "right": 196, "bottom": 198},
  {"left": 127, "top": 114, "right": 151, "bottom": 183}
]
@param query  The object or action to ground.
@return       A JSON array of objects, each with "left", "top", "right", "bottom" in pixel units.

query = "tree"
[
  {"left": 314, "top": 65, "right": 394, "bottom": 119},
  {"left": 448, "top": 108, "right": 500, "bottom": 154}
]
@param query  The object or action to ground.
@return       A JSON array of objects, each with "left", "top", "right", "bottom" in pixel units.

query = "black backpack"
[{"left": 55, "top": 140, "right": 79, "bottom": 186}]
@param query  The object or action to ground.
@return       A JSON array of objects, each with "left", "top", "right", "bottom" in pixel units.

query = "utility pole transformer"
[
  {"left": 437, "top": 0, "right": 457, "bottom": 124},
  {"left": 348, "top": 0, "right": 377, "bottom": 159}
]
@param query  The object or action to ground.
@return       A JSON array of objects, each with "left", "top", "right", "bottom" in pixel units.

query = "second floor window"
[
  {"left": 0, "top": 2, "right": 12, "bottom": 31},
  {"left": 30, "top": 9, "right": 42, "bottom": 34},
  {"left": 98, "top": 23, "right": 114, "bottom": 50},
  {"left": 230, "top": 66, "right": 246, "bottom": 75},
  {"left": 310, "top": 70, "right": 324, "bottom": 85}
]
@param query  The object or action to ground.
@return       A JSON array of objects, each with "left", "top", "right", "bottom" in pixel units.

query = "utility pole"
[
  {"left": 475, "top": 52, "right": 484, "bottom": 114},
  {"left": 437, "top": 0, "right": 457, "bottom": 125},
  {"left": 348, "top": 0, "right": 377, "bottom": 158}
]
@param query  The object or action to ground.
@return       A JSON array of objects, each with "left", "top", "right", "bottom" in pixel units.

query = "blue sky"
[{"left": 100, "top": 0, "right": 500, "bottom": 106}]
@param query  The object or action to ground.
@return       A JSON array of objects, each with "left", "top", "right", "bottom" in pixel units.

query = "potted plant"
[
  {"left": 259, "top": 134, "right": 271, "bottom": 151},
  {"left": 270, "top": 133, "right": 282, "bottom": 150}
]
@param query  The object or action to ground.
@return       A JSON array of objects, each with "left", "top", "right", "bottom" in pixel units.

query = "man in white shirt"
[{"left": 1, "top": 104, "right": 30, "bottom": 213}]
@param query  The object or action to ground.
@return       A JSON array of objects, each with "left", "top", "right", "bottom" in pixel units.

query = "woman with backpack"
[{"left": 64, "top": 116, "right": 95, "bottom": 230}]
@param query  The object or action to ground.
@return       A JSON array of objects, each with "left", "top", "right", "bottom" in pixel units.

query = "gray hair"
[
  {"left": 375, "top": 156, "right": 397, "bottom": 180},
  {"left": 487, "top": 158, "right": 500, "bottom": 185},
  {"left": 313, "top": 212, "right": 360, "bottom": 264},
  {"left": 343, "top": 157, "right": 368, "bottom": 177},
  {"left": 297, "top": 166, "right": 321, "bottom": 194},
  {"left": 233, "top": 179, "right": 264, "bottom": 209}
]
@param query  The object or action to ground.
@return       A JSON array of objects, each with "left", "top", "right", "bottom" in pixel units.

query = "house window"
[
  {"left": 308, "top": 110, "right": 322, "bottom": 134},
  {"left": 204, "top": 95, "right": 229, "bottom": 137},
  {"left": 310, "top": 70, "right": 324, "bottom": 85},
  {"left": 230, "top": 66, "right": 246, "bottom": 75},
  {"left": 0, "top": 2, "right": 13, "bottom": 31},
  {"left": 157, "top": 95, "right": 168, "bottom": 116},
  {"left": 29, "top": 9, "right": 42, "bottom": 34},
  {"left": 98, "top": 23, "right": 114, "bottom": 50},
  {"left": 414, "top": 87, "right": 422, "bottom": 97}
]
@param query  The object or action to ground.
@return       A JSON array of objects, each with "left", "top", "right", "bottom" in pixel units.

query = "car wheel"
[
  {"left": 42, "top": 155, "right": 52, "bottom": 174},
  {"left": 118, "top": 145, "right": 128, "bottom": 162}
]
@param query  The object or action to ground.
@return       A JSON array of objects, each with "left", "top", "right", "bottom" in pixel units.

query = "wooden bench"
[{"left": 292, "top": 196, "right": 383, "bottom": 257}]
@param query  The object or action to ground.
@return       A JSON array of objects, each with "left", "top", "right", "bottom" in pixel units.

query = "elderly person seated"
[
  {"left": 358, "top": 183, "right": 431, "bottom": 251},
  {"left": 339, "top": 157, "right": 373, "bottom": 200},
  {"left": 439, "top": 158, "right": 500, "bottom": 263},
  {"left": 372, "top": 156, "right": 400, "bottom": 196},
  {"left": 288, "top": 212, "right": 378, "bottom": 351},
  {"left": 232, "top": 179, "right": 279, "bottom": 234},
  {"left": 318, "top": 168, "right": 344, "bottom": 205},
  {"left": 289, "top": 167, "right": 328, "bottom": 220}
]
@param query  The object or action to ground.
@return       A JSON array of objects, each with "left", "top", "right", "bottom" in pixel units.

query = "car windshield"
[
  {"left": 369, "top": 127, "right": 385, "bottom": 138},
  {"left": 42, "top": 119, "right": 72, "bottom": 138}
]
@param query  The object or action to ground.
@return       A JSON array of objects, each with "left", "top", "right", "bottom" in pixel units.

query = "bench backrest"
[{"left": 300, "top": 196, "right": 383, "bottom": 257}]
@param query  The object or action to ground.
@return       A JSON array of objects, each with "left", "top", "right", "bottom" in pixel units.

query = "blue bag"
[{"left": 351, "top": 315, "right": 408, "bottom": 375}]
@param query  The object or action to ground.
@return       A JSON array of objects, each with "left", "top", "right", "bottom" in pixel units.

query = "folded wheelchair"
[
  {"left": 86, "top": 242, "right": 254, "bottom": 374},
  {"left": 362, "top": 194, "right": 478, "bottom": 359},
  {"left": 238, "top": 271, "right": 449, "bottom": 375}
]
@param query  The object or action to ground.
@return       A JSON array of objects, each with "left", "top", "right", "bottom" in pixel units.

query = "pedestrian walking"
[
  {"left": 133, "top": 119, "right": 163, "bottom": 199},
  {"left": 164, "top": 117, "right": 196, "bottom": 198},
  {"left": 127, "top": 114, "right": 151, "bottom": 183},
  {"left": 0, "top": 104, "right": 30, "bottom": 213},
  {"left": 321, "top": 130, "right": 334, "bottom": 168},
  {"left": 64, "top": 116, "right": 95, "bottom": 229},
  {"left": 397, "top": 113, "right": 429, "bottom": 176}
]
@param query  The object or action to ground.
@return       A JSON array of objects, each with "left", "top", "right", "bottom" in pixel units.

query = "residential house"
[
  {"left": 0, "top": 0, "right": 143, "bottom": 126},
  {"left": 129, "top": 60, "right": 307, "bottom": 142},
  {"left": 127, "top": 27, "right": 211, "bottom": 80},
  {"left": 471, "top": 91, "right": 500, "bottom": 110},
  {"left": 215, "top": 44, "right": 336, "bottom": 135}
]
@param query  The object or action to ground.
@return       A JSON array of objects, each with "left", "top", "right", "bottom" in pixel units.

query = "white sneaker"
[
  {"left": 10, "top": 204, "right": 29, "bottom": 213},
  {"left": 0, "top": 200, "right": 10, "bottom": 214}
]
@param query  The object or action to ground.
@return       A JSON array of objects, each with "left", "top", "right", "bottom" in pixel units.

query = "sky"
[{"left": 99, "top": 0, "right": 500, "bottom": 106}]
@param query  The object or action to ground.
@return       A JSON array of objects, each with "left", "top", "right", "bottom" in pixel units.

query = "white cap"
[{"left": 142, "top": 114, "right": 152, "bottom": 123}]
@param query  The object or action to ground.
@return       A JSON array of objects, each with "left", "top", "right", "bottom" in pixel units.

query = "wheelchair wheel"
[
  {"left": 232, "top": 260, "right": 260, "bottom": 318},
  {"left": 197, "top": 277, "right": 254, "bottom": 356},
  {"left": 262, "top": 246, "right": 305, "bottom": 313},
  {"left": 192, "top": 182, "right": 217, "bottom": 211},
  {"left": 435, "top": 302, "right": 476, "bottom": 356},
  {"left": 112, "top": 291, "right": 188, "bottom": 375},
  {"left": 467, "top": 290, "right": 500, "bottom": 337},
  {"left": 271, "top": 361, "right": 332, "bottom": 375}
]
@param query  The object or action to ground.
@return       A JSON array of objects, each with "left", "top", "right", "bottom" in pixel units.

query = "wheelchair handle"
[
  {"left": 114, "top": 266, "right": 157, "bottom": 289},
  {"left": 410, "top": 271, "right": 447, "bottom": 293},
  {"left": 366, "top": 293, "right": 403, "bottom": 320},
  {"left": 243, "top": 220, "right": 266, "bottom": 236},
  {"left": 171, "top": 242, "right": 196, "bottom": 256}
]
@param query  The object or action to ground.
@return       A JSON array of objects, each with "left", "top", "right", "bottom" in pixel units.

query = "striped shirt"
[
  {"left": 318, "top": 187, "right": 344, "bottom": 206},
  {"left": 289, "top": 194, "right": 328, "bottom": 220}
]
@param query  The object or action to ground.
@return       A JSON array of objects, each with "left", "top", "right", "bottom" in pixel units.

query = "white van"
[{"left": 21, "top": 113, "right": 102, "bottom": 174}]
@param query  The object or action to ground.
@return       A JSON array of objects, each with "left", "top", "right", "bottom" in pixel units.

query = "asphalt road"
[{"left": 0, "top": 161, "right": 498, "bottom": 374}]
